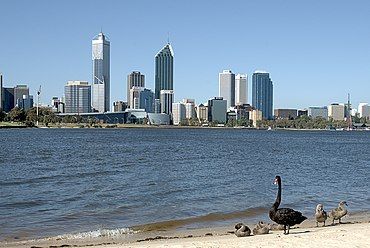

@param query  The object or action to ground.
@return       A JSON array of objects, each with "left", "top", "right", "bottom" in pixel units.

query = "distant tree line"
[{"left": 0, "top": 107, "right": 100, "bottom": 127}]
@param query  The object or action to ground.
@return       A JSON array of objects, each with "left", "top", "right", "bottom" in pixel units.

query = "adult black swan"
[{"left": 269, "top": 176, "right": 307, "bottom": 234}]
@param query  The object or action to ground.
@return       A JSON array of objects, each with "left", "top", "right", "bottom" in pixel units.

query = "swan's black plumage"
[{"left": 269, "top": 176, "right": 307, "bottom": 234}]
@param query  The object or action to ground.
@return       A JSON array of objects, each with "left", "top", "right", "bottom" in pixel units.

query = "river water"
[{"left": 0, "top": 128, "right": 369, "bottom": 240}]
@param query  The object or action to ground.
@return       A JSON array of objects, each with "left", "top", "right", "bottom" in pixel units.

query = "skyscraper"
[
  {"left": 127, "top": 71, "right": 145, "bottom": 108},
  {"left": 219, "top": 70, "right": 235, "bottom": 109},
  {"left": 92, "top": 32, "right": 110, "bottom": 112},
  {"left": 64, "top": 81, "right": 91, "bottom": 113},
  {"left": 235, "top": 74, "right": 247, "bottom": 106},
  {"left": 252, "top": 71, "right": 273, "bottom": 120},
  {"left": 155, "top": 43, "right": 174, "bottom": 100}
]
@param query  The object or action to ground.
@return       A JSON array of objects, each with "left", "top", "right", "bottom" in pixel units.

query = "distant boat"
[
  {"left": 267, "top": 126, "right": 273, "bottom": 131},
  {"left": 336, "top": 128, "right": 344, "bottom": 131}
]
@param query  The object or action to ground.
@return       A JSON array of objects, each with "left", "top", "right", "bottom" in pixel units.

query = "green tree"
[
  {"left": 8, "top": 107, "right": 26, "bottom": 122},
  {"left": 0, "top": 110, "right": 6, "bottom": 122}
]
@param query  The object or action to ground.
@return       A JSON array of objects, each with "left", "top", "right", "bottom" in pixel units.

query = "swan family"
[{"left": 234, "top": 175, "right": 348, "bottom": 237}]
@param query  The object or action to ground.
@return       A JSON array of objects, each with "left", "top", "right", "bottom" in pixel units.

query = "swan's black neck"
[{"left": 273, "top": 180, "right": 281, "bottom": 210}]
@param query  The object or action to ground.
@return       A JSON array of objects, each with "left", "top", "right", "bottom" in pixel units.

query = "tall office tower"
[
  {"left": 219, "top": 70, "right": 235, "bottom": 109},
  {"left": 235, "top": 74, "right": 247, "bottom": 106},
  {"left": 92, "top": 32, "right": 110, "bottom": 112},
  {"left": 127, "top": 71, "right": 145, "bottom": 107},
  {"left": 172, "top": 102, "right": 186, "bottom": 125},
  {"left": 64, "top": 81, "right": 91, "bottom": 114},
  {"left": 252, "top": 71, "right": 273, "bottom": 120},
  {"left": 160, "top": 90, "right": 174, "bottom": 115},
  {"left": 155, "top": 43, "right": 174, "bottom": 100},
  {"left": 208, "top": 97, "right": 227, "bottom": 123},
  {"left": 14, "top": 85, "right": 29, "bottom": 107},
  {"left": 0, "top": 74, "right": 3, "bottom": 111}
]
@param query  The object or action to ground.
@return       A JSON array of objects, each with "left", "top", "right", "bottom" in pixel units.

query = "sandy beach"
[{"left": 3, "top": 214, "right": 369, "bottom": 248}]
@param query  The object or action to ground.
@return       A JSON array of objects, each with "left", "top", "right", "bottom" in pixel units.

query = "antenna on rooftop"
[{"left": 167, "top": 31, "right": 170, "bottom": 44}]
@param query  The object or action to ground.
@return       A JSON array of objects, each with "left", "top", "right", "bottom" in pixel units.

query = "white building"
[
  {"left": 172, "top": 102, "right": 186, "bottom": 125},
  {"left": 64, "top": 81, "right": 91, "bottom": 114},
  {"left": 160, "top": 90, "right": 174, "bottom": 115},
  {"left": 308, "top": 106, "right": 328, "bottom": 119},
  {"left": 235, "top": 74, "right": 247, "bottom": 105},
  {"left": 250, "top": 109, "right": 262, "bottom": 127},
  {"left": 219, "top": 70, "right": 235, "bottom": 109},
  {"left": 183, "top": 99, "right": 196, "bottom": 119},
  {"left": 358, "top": 103, "right": 370, "bottom": 119},
  {"left": 92, "top": 32, "right": 110, "bottom": 112},
  {"left": 328, "top": 104, "right": 345, "bottom": 121}
]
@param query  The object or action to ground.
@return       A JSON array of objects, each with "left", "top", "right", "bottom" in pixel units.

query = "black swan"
[
  {"left": 234, "top": 223, "right": 251, "bottom": 237},
  {"left": 329, "top": 201, "right": 348, "bottom": 224},
  {"left": 252, "top": 221, "right": 270, "bottom": 235},
  {"left": 269, "top": 175, "right": 307, "bottom": 234},
  {"left": 315, "top": 204, "right": 328, "bottom": 227}
]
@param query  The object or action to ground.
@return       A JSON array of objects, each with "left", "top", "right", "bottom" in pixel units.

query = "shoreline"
[
  {"left": 2, "top": 211, "right": 369, "bottom": 248},
  {"left": 1, "top": 122, "right": 369, "bottom": 131}
]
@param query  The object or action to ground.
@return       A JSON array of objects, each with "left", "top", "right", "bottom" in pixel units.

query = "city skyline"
[{"left": 0, "top": 0, "right": 369, "bottom": 109}]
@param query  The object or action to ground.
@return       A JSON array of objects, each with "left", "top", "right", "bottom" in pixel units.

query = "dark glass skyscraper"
[
  {"left": 252, "top": 71, "right": 273, "bottom": 120},
  {"left": 155, "top": 43, "right": 174, "bottom": 99}
]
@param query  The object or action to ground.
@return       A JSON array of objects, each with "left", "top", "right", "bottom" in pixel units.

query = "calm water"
[{"left": 0, "top": 128, "right": 369, "bottom": 240}]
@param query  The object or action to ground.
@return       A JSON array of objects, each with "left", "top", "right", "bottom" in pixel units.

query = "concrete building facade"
[
  {"left": 219, "top": 70, "right": 235, "bottom": 109},
  {"left": 328, "top": 104, "right": 345, "bottom": 121},
  {"left": 235, "top": 74, "right": 247, "bottom": 106},
  {"left": 64, "top": 81, "right": 91, "bottom": 114}
]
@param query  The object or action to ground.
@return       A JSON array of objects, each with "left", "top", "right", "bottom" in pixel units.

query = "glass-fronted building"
[
  {"left": 155, "top": 43, "right": 174, "bottom": 100},
  {"left": 92, "top": 32, "right": 110, "bottom": 112},
  {"left": 64, "top": 81, "right": 91, "bottom": 114},
  {"left": 252, "top": 71, "right": 273, "bottom": 120}
]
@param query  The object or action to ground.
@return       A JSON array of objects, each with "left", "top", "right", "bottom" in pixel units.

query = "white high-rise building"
[
  {"left": 358, "top": 103, "right": 370, "bottom": 119},
  {"left": 160, "top": 90, "right": 174, "bottom": 115},
  {"left": 172, "top": 102, "right": 186, "bottom": 125},
  {"left": 64, "top": 81, "right": 91, "bottom": 114},
  {"left": 183, "top": 99, "right": 196, "bottom": 119},
  {"left": 92, "top": 32, "right": 110, "bottom": 112},
  {"left": 219, "top": 70, "right": 235, "bottom": 109},
  {"left": 235, "top": 74, "right": 247, "bottom": 105},
  {"left": 328, "top": 104, "right": 345, "bottom": 121}
]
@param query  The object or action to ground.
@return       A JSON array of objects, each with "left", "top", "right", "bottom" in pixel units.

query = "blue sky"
[{"left": 0, "top": 0, "right": 369, "bottom": 109}]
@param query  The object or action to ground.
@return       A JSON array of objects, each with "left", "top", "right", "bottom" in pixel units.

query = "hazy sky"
[{"left": 1, "top": 0, "right": 369, "bottom": 109}]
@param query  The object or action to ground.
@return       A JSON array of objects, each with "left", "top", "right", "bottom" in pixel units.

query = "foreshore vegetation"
[{"left": 0, "top": 107, "right": 368, "bottom": 129}]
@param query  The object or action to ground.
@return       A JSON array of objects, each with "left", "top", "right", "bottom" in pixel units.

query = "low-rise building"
[
  {"left": 328, "top": 103, "right": 345, "bottom": 121},
  {"left": 358, "top": 103, "right": 370, "bottom": 119},
  {"left": 197, "top": 104, "right": 208, "bottom": 122},
  {"left": 250, "top": 109, "right": 262, "bottom": 127},
  {"left": 274, "top": 109, "right": 297, "bottom": 119},
  {"left": 308, "top": 107, "right": 328, "bottom": 119}
]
